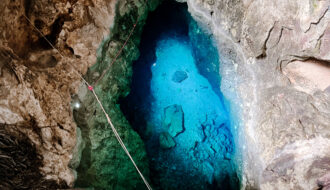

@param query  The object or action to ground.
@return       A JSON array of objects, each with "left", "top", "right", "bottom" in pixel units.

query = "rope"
[
  {"left": 23, "top": 9, "right": 152, "bottom": 190},
  {"left": 94, "top": 14, "right": 141, "bottom": 85},
  {"left": 23, "top": 14, "right": 92, "bottom": 87},
  {"left": 91, "top": 90, "right": 152, "bottom": 190}
]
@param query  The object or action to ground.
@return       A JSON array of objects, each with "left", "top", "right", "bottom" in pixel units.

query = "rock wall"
[
  {"left": 1, "top": 0, "right": 329, "bottom": 189},
  {"left": 183, "top": 0, "right": 330, "bottom": 189},
  {"left": 0, "top": 0, "right": 162, "bottom": 188},
  {"left": 73, "top": 0, "right": 160, "bottom": 189},
  {"left": 0, "top": 0, "right": 117, "bottom": 188}
]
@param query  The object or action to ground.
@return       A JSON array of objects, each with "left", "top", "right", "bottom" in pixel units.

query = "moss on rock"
[{"left": 74, "top": 0, "right": 162, "bottom": 189}]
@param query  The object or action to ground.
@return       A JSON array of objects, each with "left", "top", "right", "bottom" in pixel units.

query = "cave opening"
[{"left": 120, "top": 1, "right": 240, "bottom": 189}]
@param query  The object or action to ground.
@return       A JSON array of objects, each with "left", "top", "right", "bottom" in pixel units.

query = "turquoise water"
[
  {"left": 150, "top": 38, "right": 228, "bottom": 154},
  {"left": 120, "top": 1, "right": 239, "bottom": 189}
]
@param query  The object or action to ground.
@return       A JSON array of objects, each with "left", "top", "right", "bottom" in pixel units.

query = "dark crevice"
[
  {"left": 34, "top": 19, "right": 44, "bottom": 30},
  {"left": 270, "top": 26, "right": 293, "bottom": 49},
  {"left": 32, "top": 15, "right": 70, "bottom": 50},
  {"left": 65, "top": 45, "right": 75, "bottom": 55},
  {"left": 287, "top": 55, "right": 330, "bottom": 67},
  {"left": 256, "top": 22, "right": 276, "bottom": 59},
  {"left": 0, "top": 124, "right": 68, "bottom": 189},
  {"left": 24, "top": 0, "right": 32, "bottom": 16},
  {"left": 305, "top": 7, "right": 329, "bottom": 33}
]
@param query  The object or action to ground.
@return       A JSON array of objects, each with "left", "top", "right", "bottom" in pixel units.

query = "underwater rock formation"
[
  {"left": 172, "top": 70, "right": 188, "bottom": 83},
  {"left": 159, "top": 132, "right": 176, "bottom": 149},
  {"left": 162, "top": 104, "right": 184, "bottom": 137},
  {"left": 120, "top": 3, "right": 239, "bottom": 187},
  {"left": 0, "top": 0, "right": 329, "bottom": 189}
]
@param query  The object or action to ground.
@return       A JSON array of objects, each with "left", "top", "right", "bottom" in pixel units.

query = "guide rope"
[
  {"left": 94, "top": 14, "right": 141, "bottom": 86},
  {"left": 23, "top": 9, "right": 152, "bottom": 190},
  {"left": 23, "top": 15, "right": 92, "bottom": 87},
  {"left": 91, "top": 89, "right": 152, "bottom": 190}
]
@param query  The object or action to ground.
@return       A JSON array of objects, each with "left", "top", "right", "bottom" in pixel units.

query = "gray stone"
[
  {"left": 163, "top": 104, "right": 184, "bottom": 137},
  {"left": 187, "top": 0, "right": 330, "bottom": 189},
  {"left": 172, "top": 70, "right": 188, "bottom": 83},
  {"left": 318, "top": 172, "right": 330, "bottom": 188}
]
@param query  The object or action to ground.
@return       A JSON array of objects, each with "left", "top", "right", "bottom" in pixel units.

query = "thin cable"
[
  {"left": 91, "top": 89, "right": 152, "bottom": 190},
  {"left": 93, "top": 14, "right": 141, "bottom": 85},
  {"left": 22, "top": 14, "right": 152, "bottom": 190},
  {"left": 23, "top": 14, "right": 92, "bottom": 87}
]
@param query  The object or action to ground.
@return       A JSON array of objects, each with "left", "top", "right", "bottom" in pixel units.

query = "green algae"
[{"left": 74, "top": 0, "right": 162, "bottom": 189}]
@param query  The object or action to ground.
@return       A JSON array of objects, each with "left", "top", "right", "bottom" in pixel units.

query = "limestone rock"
[
  {"left": 73, "top": 1, "right": 160, "bottom": 189},
  {"left": 318, "top": 172, "right": 330, "bottom": 189},
  {"left": 283, "top": 59, "right": 330, "bottom": 94},
  {"left": 68, "top": 127, "right": 85, "bottom": 170},
  {"left": 163, "top": 104, "right": 185, "bottom": 137},
  {"left": 186, "top": 0, "right": 330, "bottom": 189},
  {"left": 0, "top": 125, "right": 68, "bottom": 189},
  {"left": 172, "top": 70, "right": 188, "bottom": 83},
  {"left": 0, "top": 0, "right": 329, "bottom": 189},
  {"left": 0, "top": 0, "right": 117, "bottom": 187},
  {"left": 159, "top": 132, "right": 176, "bottom": 149}
]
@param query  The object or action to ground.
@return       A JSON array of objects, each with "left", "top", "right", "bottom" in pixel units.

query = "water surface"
[{"left": 120, "top": 1, "right": 239, "bottom": 189}]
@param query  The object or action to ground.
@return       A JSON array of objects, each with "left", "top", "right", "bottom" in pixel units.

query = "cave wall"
[
  {"left": 0, "top": 0, "right": 117, "bottom": 187},
  {"left": 73, "top": 0, "right": 161, "bottom": 189},
  {"left": 0, "top": 0, "right": 162, "bottom": 188},
  {"left": 0, "top": 0, "right": 329, "bottom": 189},
  {"left": 0, "top": 124, "right": 69, "bottom": 189},
  {"left": 183, "top": 0, "right": 330, "bottom": 189}
]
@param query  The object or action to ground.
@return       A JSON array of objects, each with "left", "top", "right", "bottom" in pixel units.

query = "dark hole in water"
[{"left": 120, "top": 1, "right": 240, "bottom": 189}]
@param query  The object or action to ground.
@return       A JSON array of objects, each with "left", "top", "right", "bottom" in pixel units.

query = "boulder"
[
  {"left": 162, "top": 104, "right": 184, "bottom": 137},
  {"left": 172, "top": 70, "right": 188, "bottom": 83},
  {"left": 159, "top": 132, "right": 176, "bottom": 149}
]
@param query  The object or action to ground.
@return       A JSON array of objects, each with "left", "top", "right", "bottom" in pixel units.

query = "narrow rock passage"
[{"left": 120, "top": 1, "right": 239, "bottom": 189}]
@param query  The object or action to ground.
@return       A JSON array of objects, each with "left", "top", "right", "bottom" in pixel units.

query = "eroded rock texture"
[
  {"left": 183, "top": 0, "right": 330, "bottom": 189},
  {"left": 72, "top": 1, "right": 161, "bottom": 189},
  {"left": 0, "top": 0, "right": 161, "bottom": 188},
  {"left": 1, "top": 0, "right": 329, "bottom": 189},
  {"left": 0, "top": 0, "right": 117, "bottom": 187},
  {"left": 0, "top": 125, "right": 68, "bottom": 189}
]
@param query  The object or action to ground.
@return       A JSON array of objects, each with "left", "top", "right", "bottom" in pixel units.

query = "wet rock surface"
[
  {"left": 172, "top": 70, "right": 188, "bottom": 83},
  {"left": 120, "top": 3, "right": 239, "bottom": 188},
  {"left": 0, "top": 0, "right": 329, "bottom": 189},
  {"left": 162, "top": 104, "right": 184, "bottom": 137},
  {"left": 159, "top": 132, "right": 176, "bottom": 149},
  {"left": 73, "top": 1, "right": 161, "bottom": 189}
]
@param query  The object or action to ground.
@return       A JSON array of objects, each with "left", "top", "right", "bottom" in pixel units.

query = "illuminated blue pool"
[{"left": 120, "top": 1, "right": 239, "bottom": 189}]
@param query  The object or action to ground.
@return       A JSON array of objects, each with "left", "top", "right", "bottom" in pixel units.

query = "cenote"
[{"left": 120, "top": 1, "right": 240, "bottom": 189}]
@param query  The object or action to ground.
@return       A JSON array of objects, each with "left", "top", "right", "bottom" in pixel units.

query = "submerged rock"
[
  {"left": 172, "top": 70, "right": 188, "bottom": 83},
  {"left": 159, "top": 132, "right": 176, "bottom": 149},
  {"left": 162, "top": 104, "right": 184, "bottom": 137}
]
